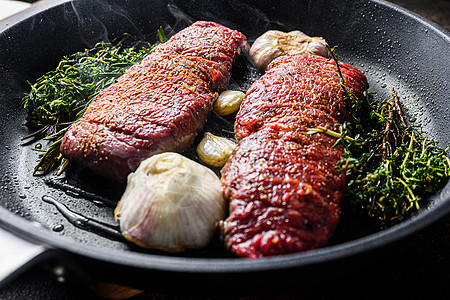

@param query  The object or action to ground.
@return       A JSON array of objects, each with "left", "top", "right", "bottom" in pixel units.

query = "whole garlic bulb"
[
  {"left": 114, "top": 152, "right": 226, "bottom": 252},
  {"left": 249, "top": 30, "right": 329, "bottom": 70}
]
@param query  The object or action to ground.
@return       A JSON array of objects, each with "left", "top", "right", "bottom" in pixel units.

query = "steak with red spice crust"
[
  {"left": 60, "top": 21, "right": 247, "bottom": 181},
  {"left": 220, "top": 54, "right": 368, "bottom": 258}
]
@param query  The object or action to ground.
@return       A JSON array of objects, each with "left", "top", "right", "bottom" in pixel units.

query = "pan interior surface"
[{"left": 0, "top": 0, "right": 449, "bottom": 276}]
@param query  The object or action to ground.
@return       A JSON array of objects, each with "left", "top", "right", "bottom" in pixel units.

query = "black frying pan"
[{"left": 0, "top": 0, "right": 449, "bottom": 293}]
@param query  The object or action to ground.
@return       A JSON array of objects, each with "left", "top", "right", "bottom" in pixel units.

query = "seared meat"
[
  {"left": 221, "top": 54, "right": 368, "bottom": 258},
  {"left": 235, "top": 54, "right": 367, "bottom": 140},
  {"left": 60, "top": 21, "right": 247, "bottom": 181}
]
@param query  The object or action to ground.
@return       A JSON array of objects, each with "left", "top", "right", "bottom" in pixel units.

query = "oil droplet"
[
  {"left": 66, "top": 190, "right": 80, "bottom": 198},
  {"left": 53, "top": 224, "right": 64, "bottom": 232},
  {"left": 19, "top": 194, "right": 26, "bottom": 199},
  {"left": 93, "top": 200, "right": 106, "bottom": 207}
]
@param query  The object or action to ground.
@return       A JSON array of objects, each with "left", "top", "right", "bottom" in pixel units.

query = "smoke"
[
  {"left": 67, "top": 0, "right": 285, "bottom": 49},
  {"left": 165, "top": 0, "right": 272, "bottom": 42},
  {"left": 70, "top": 0, "right": 141, "bottom": 48},
  {"left": 71, "top": 0, "right": 108, "bottom": 47},
  {"left": 165, "top": 4, "right": 196, "bottom": 36}
]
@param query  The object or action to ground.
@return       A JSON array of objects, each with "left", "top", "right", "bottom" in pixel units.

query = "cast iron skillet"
[{"left": 0, "top": 0, "right": 449, "bottom": 292}]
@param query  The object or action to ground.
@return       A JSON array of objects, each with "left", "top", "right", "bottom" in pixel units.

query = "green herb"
[
  {"left": 310, "top": 47, "right": 450, "bottom": 223},
  {"left": 341, "top": 91, "right": 450, "bottom": 222},
  {"left": 23, "top": 39, "right": 153, "bottom": 128},
  {"left": 157, "top": 25, "right": 168, "bottom": 43},
  {"left": 313, "top": 93, "right": 449, "bottom": 223},
  {"left": 22, "top": 28, "right": 166, "bottom": 175}
]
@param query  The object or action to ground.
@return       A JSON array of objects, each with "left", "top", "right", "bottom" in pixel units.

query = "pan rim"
[
  {"left": 1, "top": 189, "right": 449, "bottom": 273},
  {"left": 0, "top": 0, "right": 449, "bottom": 274},
  {"left": 374, "top": 0, "right": 450, "bottom": 37}
]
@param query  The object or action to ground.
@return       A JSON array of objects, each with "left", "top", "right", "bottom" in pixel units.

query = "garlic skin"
[
  {"left": 213, "top": 90, "right": 245, "bottom": 116},
  {"left": 197, "top": 132, "right": 237, "bottom": 167},
  {"left": 114, "top": 152, "right": 226, "bottom": 252},
  {"left": 249, "top": 30, "right": 329, "bottom": 70}
]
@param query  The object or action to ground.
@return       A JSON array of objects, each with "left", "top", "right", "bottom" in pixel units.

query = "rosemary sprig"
[
  {"left": 22, "top": 36, "right": 156, "bottom": 129},
  {"left": 22, "top": 29, "right": 166, "bottom": 175}
]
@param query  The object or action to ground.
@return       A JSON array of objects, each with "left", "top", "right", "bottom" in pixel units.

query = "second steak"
[{"left": 221, "top": 54, "right": 368, "bottom": 258}]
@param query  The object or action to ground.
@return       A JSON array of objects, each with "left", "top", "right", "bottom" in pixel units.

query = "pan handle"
[
  {"left": 0, "top": 224, "right": 49, "bottom": 287},
  {"left": 0, "top": 225, "right": 144, "bottom": 298}
]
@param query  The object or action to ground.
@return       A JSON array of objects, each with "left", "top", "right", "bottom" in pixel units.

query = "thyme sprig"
[
  {"left": 343, "top": 93, "right": 450, "bottom": 222},
  {"left": 309, "top": 47, "right": 450, "bottom": 223},
  {"left": 22, "top": 29, "right": 166, "bottom": 175},
  {"left": 311, "top": 92, "right": 449, "bottom": 223}
]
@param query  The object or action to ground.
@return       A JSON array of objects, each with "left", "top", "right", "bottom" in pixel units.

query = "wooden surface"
[{"left": 0, "top": 1, "right": 449, "bottom": 299}]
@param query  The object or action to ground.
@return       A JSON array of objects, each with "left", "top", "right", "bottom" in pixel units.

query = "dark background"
[{"left": 0, "top": 0, "right": 449, "bottom": 299}]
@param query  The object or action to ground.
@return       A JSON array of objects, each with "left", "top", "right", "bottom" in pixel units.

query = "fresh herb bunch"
[
  {"left": 22, "top": 28, "right": 167, "bottom": 175},
  {"left": 342, "top": 92, "right": 450, "bottom": 222},
  {"left": 311, "top": 89, "right": 449, "bottom": 223},
  {"left": 23, "top": 37, "right": 156, "bottom": 128},
  {"left": 310, "top": 46, "right": 450, "bottom": 223}
]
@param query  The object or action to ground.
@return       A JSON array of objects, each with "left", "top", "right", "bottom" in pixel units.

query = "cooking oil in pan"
[{"left": 42, "top": 195, "right": 124, "bottom": 242}]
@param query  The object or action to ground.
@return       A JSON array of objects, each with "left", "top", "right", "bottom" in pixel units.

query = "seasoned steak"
[
  {"left": 235, "top": 54, "right": 367, "bottom": 140},
  {"left": 221, "top": 54, "right": 368, "bottom": 258},
  {"left": 60, "top": 21, "right": 247, "bottom": 181}
]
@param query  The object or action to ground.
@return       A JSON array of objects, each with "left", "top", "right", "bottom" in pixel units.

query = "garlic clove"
[
  {"left": 196, "top": 132, "right": 237, "bottom": 167},
  {"left": 213, "top": 90, "right": 245, "bottom": 116},
  {"left": 249, "top": 30, "right": 285, "bottom": 71},
  {"left": 114, "top": 152, "right": 226, "bottom": 252},
  {"left": 307, "top": 39, "right": 330, "bottom": 58},
  {"left": 249, "top": 30, "right": 329, "bottom": 70}
]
